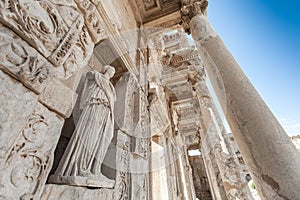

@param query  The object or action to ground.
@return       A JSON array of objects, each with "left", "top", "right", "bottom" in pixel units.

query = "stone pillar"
[
  {"left": 182, "top": 148, "right": 197, "bottom": 199},
  {"left": 165, "top": 134, "right": 181, "bottom": 200},
  {"left": 189, "top": 68, "right": 254, "bottom": 199},
  {"left": 114, "top": 71, "right": 150, "bottom": 200},
  {"left": 181, "top": 1, "right": 300, "bottom": 199}
]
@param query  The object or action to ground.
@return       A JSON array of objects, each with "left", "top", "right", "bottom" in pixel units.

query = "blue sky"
[{"left": 206, "top": 0, "right": 300, "bottom": 136}]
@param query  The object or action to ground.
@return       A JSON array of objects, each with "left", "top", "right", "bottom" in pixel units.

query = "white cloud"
[{"left": 279, "top": 118, "right": 300, "bottom": 136}]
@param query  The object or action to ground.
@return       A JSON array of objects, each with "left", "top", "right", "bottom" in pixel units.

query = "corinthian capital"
[{"left": 180, "top": 0, "right": 208, "bottom": 33}]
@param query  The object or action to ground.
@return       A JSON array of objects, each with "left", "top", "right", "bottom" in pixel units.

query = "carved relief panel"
[
  {"left": 0, "top": 0, "right": 82, "bottom": 58},
  {"left": 0, "top": 0, "right": 95, "bottom": 79},
  {"left": 114, "top": 131, "right": 131, "bottom": 200},
  {"left": 0, "top": 103, "right": 64, "bottom": 199}
]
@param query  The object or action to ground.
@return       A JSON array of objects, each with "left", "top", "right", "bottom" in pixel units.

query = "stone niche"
[{"left": 46, "top": 58, "right": 118, "bottom": 198}]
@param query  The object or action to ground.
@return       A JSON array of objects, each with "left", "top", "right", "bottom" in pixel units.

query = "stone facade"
[{"left": 0, "top": 0, "right": 299, "bottom": 200}]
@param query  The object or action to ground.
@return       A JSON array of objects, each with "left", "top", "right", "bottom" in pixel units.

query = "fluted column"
[{"left": 181, "top": 1, "right": 300, "bottom": 199}]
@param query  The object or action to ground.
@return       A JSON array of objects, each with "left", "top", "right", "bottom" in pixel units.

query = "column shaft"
[{"left": 190, "top": 14, "right": 300, "bottom": 199}]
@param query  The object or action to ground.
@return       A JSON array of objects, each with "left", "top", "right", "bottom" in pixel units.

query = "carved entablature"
[{"left": 180, "top": 0, "right": 208, "bottom": 33}]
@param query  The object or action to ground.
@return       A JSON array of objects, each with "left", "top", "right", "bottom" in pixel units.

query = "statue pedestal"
[
  {"left": 49, "top": 175, "right": 115, "bottom": 188},
  {"left": 41, "top": 184, "right": 114, "bottom": 199}
]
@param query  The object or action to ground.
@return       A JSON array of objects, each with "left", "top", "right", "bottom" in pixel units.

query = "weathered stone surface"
[
  {"left": 0, "top": 103, "right": 64, "bottom": 199},
  {"left": 47, "top": 16, "right": 84, "bottom": 67},
  {"left": 41, "top": 184, "right": 113, "bottom": 200},
  {"left": 62, "top": 53, "right": 103, "bottom": 92},
  {"left": 149, "top": 88, "right": 170, "bottom": 136},
  {"left": 0, "top": 70, "right": 38, "bottom": 165},
  {"left": 0, "top": 24, "right": 52, "bottom": 94},
  {"left": 39, "top": 79, "right": 78, "bottom": 118},
  {"left": 1, "top": 1, "right": 298, "bottom": 200},
  {"left": 114, "top": 130, "right": 131, "bottom": 200},
  {"left": 114, "top": 72, "right": 139, "bottom": 134}
]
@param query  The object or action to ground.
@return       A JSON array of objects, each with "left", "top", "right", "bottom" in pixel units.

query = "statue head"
[{"left": 103, "top": 65, "right": 115, "bottom": 79}]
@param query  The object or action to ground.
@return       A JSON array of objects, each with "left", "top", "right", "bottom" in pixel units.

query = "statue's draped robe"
[{"left": 55, "top": 71, "right": 116, "bottom": 178}]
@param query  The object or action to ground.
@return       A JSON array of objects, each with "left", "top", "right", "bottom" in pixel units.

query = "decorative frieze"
[
  {"left": 0, "top": 0, "right": 96, "bottom": 80},
  {"left": 57, "top": 25, "right": 94, "bottom": 79}
]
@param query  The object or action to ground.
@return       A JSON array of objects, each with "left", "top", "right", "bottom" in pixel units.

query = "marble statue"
[{"left": 49, "top": 66, "right": 116, "bottom": 188}]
